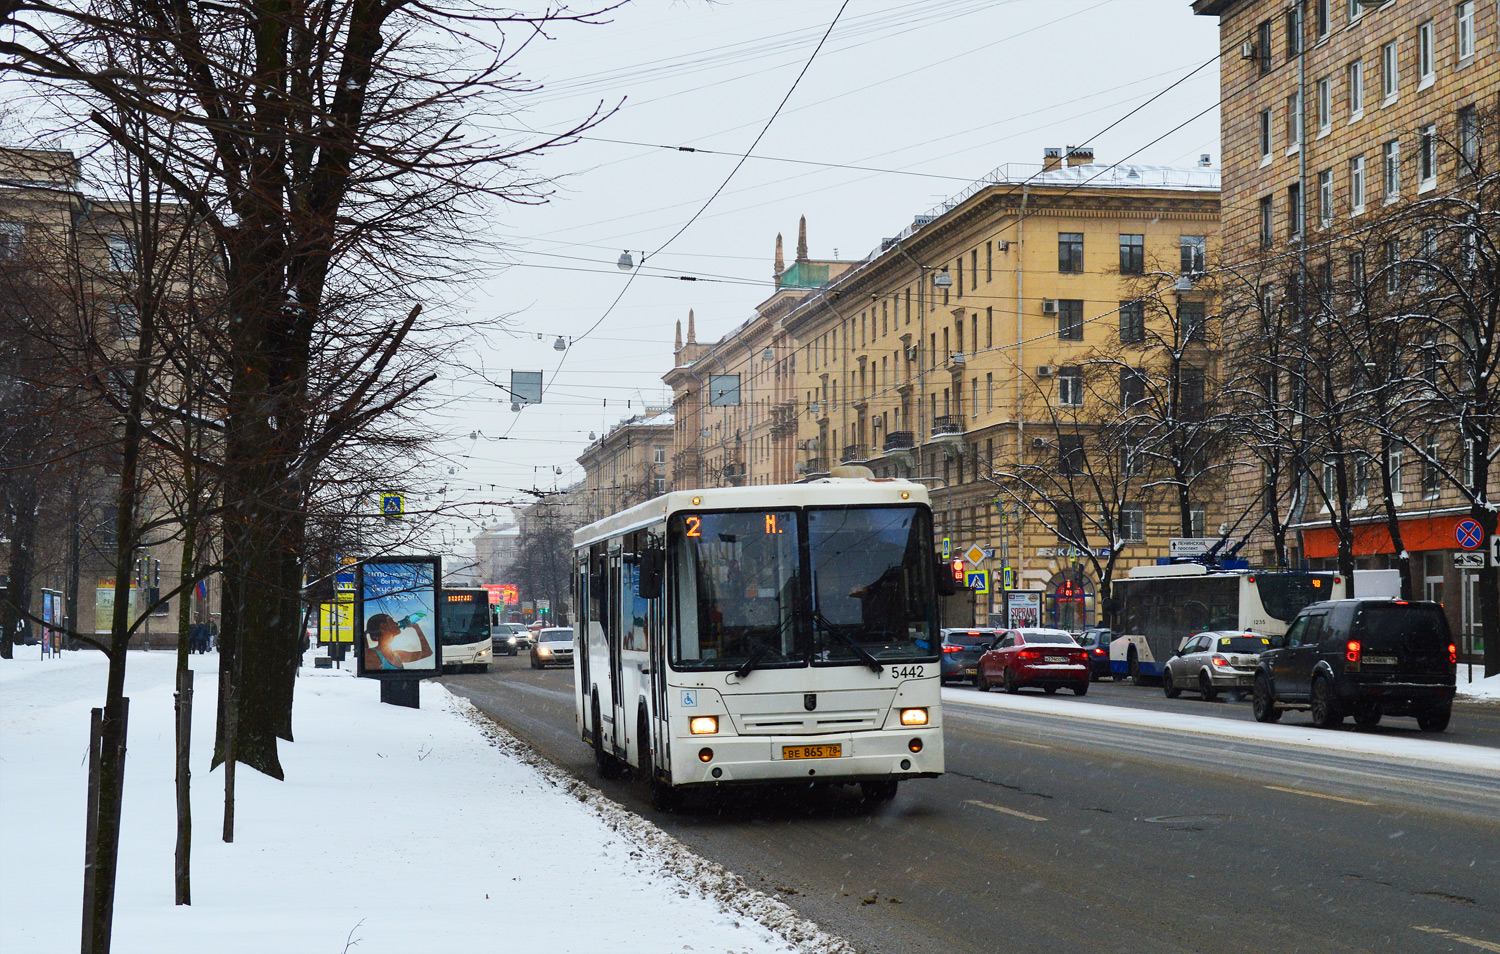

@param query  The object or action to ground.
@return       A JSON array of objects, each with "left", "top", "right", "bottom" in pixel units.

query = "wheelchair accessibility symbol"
[{"left": 680, "top": 690, "right": 698, "bottom": 708}]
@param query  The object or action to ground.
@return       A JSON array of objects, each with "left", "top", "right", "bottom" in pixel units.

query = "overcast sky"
[{"left": 439, "top": 0, "right": 1222, "bottom": 536}]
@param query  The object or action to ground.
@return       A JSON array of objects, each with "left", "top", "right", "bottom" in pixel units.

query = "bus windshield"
[
  {"left": 808, "top": 506, "right": 937, "bottom": 664},
  {"left": 1255, "top": 573, "right": 1334, "bottom": 622},
  {"left": 440, "top": 595, "right": 490, "bottom": 645},
  {"left": 668, "top": 505, "right": 937, "bottom": 672}
]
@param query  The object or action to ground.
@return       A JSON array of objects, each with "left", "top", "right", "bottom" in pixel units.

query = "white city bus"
[
  {"left": 573, "top": 478, "right": 946, "bottom": 808},
  {"left": 439, "top": 588, "right": 493, "bottom": 672},
  {"left": 1109, "top": 564, "right": 1343, "bottom": 682}
]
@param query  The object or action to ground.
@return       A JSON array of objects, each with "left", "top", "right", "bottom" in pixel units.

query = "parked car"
[
  {"left": 1163, "top": 631, "right": 1271, "bottom": 701},
  {"left": 1075, "top": 628, "right": 1119, "bottom": 681},
  {"left": 975, "top": 628, "right": 1089, "bottom": 696},
  {"left": 1251, "top": 599, "right": 1457, "bottom": 731},
  {"left": 530, "top": 627, "right": 575, "bottom": 669},
  {"left": 940, "top": 628, "right": 997, "bottom": 685},
  {"left": 492, "top": 622, "right": 531, "bottom": 655}
]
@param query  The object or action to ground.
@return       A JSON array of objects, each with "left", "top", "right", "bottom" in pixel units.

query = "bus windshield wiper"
[
  {"left": 734, "top": 642, "right": 772, "bottom": 679},
  {"left": 812, "top": 612, "right": 883, "bottom": 674}
]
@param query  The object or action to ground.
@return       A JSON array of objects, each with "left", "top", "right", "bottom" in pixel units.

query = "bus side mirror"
[
  {"left": 639, "top": 549, "right": 665, "bottom": 598},
  {"left": 935, "top": 554, "right": 958, "bottom": 596}
]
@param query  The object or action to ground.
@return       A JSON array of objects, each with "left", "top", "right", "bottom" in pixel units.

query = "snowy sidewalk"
[{"left": 0, "top": 651, "right": 845, "bottom": 954}]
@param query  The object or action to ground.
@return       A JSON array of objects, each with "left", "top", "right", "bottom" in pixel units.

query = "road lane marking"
[
  {"left": 1264, "top": 785, "right": 1375, "bottom": 806},
  {"left": 965, "top": 799, "right": 1048, "bottom": 822},
  {"left": 1003, "top": 739, "right": 1052, "bottom": 750},
  {"left": 1413, "top": 926, "right": 1500, "bottom": 952}
]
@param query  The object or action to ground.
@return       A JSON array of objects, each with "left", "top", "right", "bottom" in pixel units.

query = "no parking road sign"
[
  {"left": 966, "top": 570, "right": 989, "bottom": 594},
  {"left": 1455, "top": 518, "right": 1483, "bottom": 550}
]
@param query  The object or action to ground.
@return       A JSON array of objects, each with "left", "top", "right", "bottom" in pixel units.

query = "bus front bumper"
[{"left": 671, "top": 728, "right": 944, "bottom": 786}]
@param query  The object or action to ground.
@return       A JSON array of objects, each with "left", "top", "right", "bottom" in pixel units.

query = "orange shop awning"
[{"left": 1303, "top": 514, "right": 1473, "bottom": 560}]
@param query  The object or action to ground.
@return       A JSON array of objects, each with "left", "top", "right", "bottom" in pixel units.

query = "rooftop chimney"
[
  {"left": 1199, "top": 153, "right": 1213, "bottom": 168},
  {"left": 1042, "top": 147, "right": 1063, "bottom": 172},
  {"left": 1066, "top": 146, "right": 1095, "bottom": 167}
]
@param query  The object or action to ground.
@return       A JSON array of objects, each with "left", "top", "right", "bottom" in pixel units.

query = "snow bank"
[
  {"left": 1457, "top": 667, "right": 1500, "bottom": 702},
  {"left": 943, "top": 686, "right": 1500, "bottom": 772},
  {"left": 1, "top": 651, "right": 846, "bottom": 954}
]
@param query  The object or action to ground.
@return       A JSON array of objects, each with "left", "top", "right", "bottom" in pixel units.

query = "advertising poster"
[
  {"left": 318, "top": 591, "right": 355, "bottom": 644},
  {"left": 356, "top": 557, "right": 441, "bottom": 677},
  {"left": 1007, "top": 590, "right": 1043, "bottom": 629},
  {"left": 95, "top": 578, "right": 137, "bottom": 633}
]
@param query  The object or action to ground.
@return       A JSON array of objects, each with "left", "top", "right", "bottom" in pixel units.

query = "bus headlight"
[
  {"left": 690, "top": 716, "right": 718, "bottom": 735},
  {"left": 899, "top": 708, "right": 928, "bottom": 726}
]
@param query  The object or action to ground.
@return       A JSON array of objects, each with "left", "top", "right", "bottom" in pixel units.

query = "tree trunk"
[
  {"left": 1376, "top": 435, "right": 1413, "bottom": 601},
  {"left": 2, "top": 476, "right": 39, "bottom": 658},
  {"left": 173, "top": 512, "right": 195, "bottom": 905}
]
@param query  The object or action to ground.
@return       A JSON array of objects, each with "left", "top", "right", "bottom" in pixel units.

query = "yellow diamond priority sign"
[{"left": 963, "top": 545, "right": 986, "bottom": 565}]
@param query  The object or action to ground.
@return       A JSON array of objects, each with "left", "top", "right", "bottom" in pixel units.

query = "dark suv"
[
  {"left": 1251, "top": 599, "right": 1457, "bottom": 732},
  {"left": 940, "top": 628, "right": 996, "bottom": 685}
]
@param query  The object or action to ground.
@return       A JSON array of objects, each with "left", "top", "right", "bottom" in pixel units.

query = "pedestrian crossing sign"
[{"left": 966, "top": 570, "right": 989, "bottom": 594}]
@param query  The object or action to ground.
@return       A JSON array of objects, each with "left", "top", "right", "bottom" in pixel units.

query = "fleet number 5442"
[{"left": 890, "top": 665, "right": 925, "bottom": 679}]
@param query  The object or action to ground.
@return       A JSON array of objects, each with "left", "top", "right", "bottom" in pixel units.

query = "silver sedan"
[{"left": 1162, "top": 631, "right": 1272, "bottom": 701}]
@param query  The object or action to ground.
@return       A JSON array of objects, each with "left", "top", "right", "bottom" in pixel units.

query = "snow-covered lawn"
[
  {"left": 1457, "top": 666, "right": 1500, "bottom": 702},
  {"left": 0, "top": 651, "right": 844, "bottom": 954}
]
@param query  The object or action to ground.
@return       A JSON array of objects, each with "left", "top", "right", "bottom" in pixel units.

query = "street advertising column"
[
  {"left": 1006, "top": 589, "right": 1043, "bottom": 629},
  {"left": 356, "top": 557, "right": 442, "bottom": 680}
]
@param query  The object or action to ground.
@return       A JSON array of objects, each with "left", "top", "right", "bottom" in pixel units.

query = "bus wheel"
[
  {"left": 1129, "top": 650, "right": 1148, "bottom": 687},
  {"left": 860, "top": 779, "right": 898, "bottom": 802},
  {"left": 639, "top": 714, "right": 678, "bottom": 811}
]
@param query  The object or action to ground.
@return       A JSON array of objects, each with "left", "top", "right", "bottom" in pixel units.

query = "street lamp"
[
  {"left": 553, "top": 336, "right": 568, "bottom": 352},
  {"left": 932, "top": 268, "right": 953, "bottom": 289},
  {"left": 617, "top": 250, "right": 645, "bottom": 271}
]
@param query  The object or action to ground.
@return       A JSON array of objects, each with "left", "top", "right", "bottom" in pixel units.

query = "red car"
[{"left": 975, "top": 628, "right": 1090, "bottom": 696}]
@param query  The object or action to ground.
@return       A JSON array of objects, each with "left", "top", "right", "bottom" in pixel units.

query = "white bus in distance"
[
  {"left": 1109, "top": 565, "right": 1345, "bottom": 683},
  {"left": 439, "top": 588, "right": 492, "bottom": 672},
  {"left": 573, "top": 478, "right": 948, "bottom": 809}
]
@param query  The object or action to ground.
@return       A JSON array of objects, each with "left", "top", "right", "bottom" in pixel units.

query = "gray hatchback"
[
  {"left": 1163, "top": 631, "right": 1271, "bottom": 701},
  {"left": 940, "top": 628, "right": 997, "bottom": 685}
]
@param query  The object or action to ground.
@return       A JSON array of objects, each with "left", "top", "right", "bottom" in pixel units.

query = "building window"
[
  {"left": 1348, "top": 59, "right": 1364, "bottom": 117},
  {"left": 1120, "top": 442, "right": 1142, "bottom": 477},
  {"left": 1285, "top": 6, "right": 1302, "bottom": 58},
  {"left": 1181, "top": 369, "right": 1206, "bottom": 421},
  {"left": 956, "top": 259, "right": 963, "bottom": 299},
  {"left": 1322, "top": 460, "right": 1337, "bottom": 505},
  {"left": 1117, "top": 505, "right": 1145, "bottom": 543},
  {"left": 1316, "top": 0, "right": 1330, "bottom": 37},
  {"left": 1381, "top": 40, "right": 1399, "bottom": 102},
  {"left": 111, "top": 302, "right": 139, "bottom": 338},
  {"left": 0, "top": 221, "right": 20, "bottom": 260},
  {"left": 1180, "top": 235, "right": 1206, "bottom": 273},
  {"left": 1058, "top": 232, "right": 1084, "bottom": 273},
  {"left": 1384, "top": 239, "right": 1404, "bottom": 294},
  {"left": 1058, "top": 299, "right": 1084, "bottom": 341},
  {"left": 1419, "top": 228, "right": 1440, "bottom": 291},
  {"left": 1054, "top": 503, "right": 1086, "bottom": 544},
  {"left": 1318, "top": 169, "right": 1334, "bottom": 226},
  {"left": 1120, "top": 367, "right": 1147, "bottom": 408},
  {"left": 986, "top": 372, "right": 994, "bottom": 411},
  {"left": 1382, "top": 139, "right": 1401, "bottom": 202},
  {"left": 1190, "top": 508, "right": 1207, "bottom": 538},
  {"left": 1422, "top": 434, "right": 1441, "bottom": 497},
  {"left": 1058, "top": 435, "right": 1086, "bottom": 476},
  {"left": 1259, "top": 195, "right": 1274, "bottom": 246},
  {"left": 1346, "top": 0, "right": 1362, "bottom": 21},
  {"left": 1350, "top": 250, "right": 1366, "bottom": 293},
  {"left": 1258, "top": 19, "right": 1274, "bottom": 73},
  {"left": 1457, "top": 1, "right": 1475, "bottom": 61},
  {"left": 1288, "top": 183, "right": 1303, "bottom": 238},
  {"left": 1353, "top": 455, "right": 1370, "bottom": 501},
  {"left": 1119, "top": 234, "right": 1144, "bottom": 274},
  {"left": 1458, "top": 105, "right": 1479, "bottom": 172},
  {"left": 986, "top": 241, "right": 993, "bottom": 282},
  {"left": 1350, "top": 154, "right": 1366, "bottom": 213},
  {"left": 1463, "top": 438, "right": 1478, "bottom": 488},
  {"left": 1180, "top": 300, "right": 1207, "bottom": 342},
  {"left": 1286, "top": 92, "right": 1302, "bottom": 150},
  {"left": 653, "top": 445, "right": 666, "bottom": 465},
  {"left": 1418, "top": 124, "right": 1437, "bottom": 188},
  {"left": 1120, "top": 300, "right": 1145, "bottom": 344},
  {"left": 653, "top": 475, "right": 666, "bottom": 494},
  {"left": 1388, "top": 446, "right": 1404, "bottom": 497},
  {"left": 1316, "top": 76, "right": 1331, "bottom": 135},
  {"left": 1259, "top": 108, "right": 1273, "bottom": 159},
  {"left": 1418, "top": 21, "right": 1435, "bottom": 86},
  {"left": 107, "top": 235, "right": 136, "bottom": 272},
  {"left": 1058, "top": 366, "right": 1083, "bottom": 406}
]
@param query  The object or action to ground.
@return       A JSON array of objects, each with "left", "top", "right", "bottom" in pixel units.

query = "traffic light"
[{"left": 951, "top": 559, "right": 965, "bottom": 585}]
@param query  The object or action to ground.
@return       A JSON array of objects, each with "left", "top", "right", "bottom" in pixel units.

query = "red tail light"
[
  {"left": 1019, "top": 650, "right": 1041, "bottom": 660},
  {"left": 1211, "top": 655, "right": 1229, "bottom": 667},
  {"left": 943, "top": 644, "right": 962, "bottom": 653},
  {"left": 1448, "top": 643, "right": 1457, "bottom": 665},
  {"left": 1092, "top": 647, "right": 1106, "bottom": 656},
  {"left": 1345, "top": 639, "right": 1361, "bottom": 665}
]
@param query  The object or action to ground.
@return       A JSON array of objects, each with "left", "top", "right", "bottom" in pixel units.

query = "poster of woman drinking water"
[{"left": 356, "top": 557, "right": 441, "bottom": 677}]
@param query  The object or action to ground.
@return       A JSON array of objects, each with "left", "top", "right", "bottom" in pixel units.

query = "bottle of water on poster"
[{"left": 396, "top": 611, "right": 427, "bottom": 630}]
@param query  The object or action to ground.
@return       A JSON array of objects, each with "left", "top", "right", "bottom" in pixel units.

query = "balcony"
[
  {"left": 840, "top": 444, "right": 869, "bottom": 464},
  {"left": 882, "top": 431, "right": 915, "bottom": 452},
  {"left": 930, "top": 415, "right": 967, "bottom": 453},
  {"left": 722, "top": 462, "right": 746, "bottom": 486},
  {"left": 803, "top": 456, "right": 828, "bottom": 477}
]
